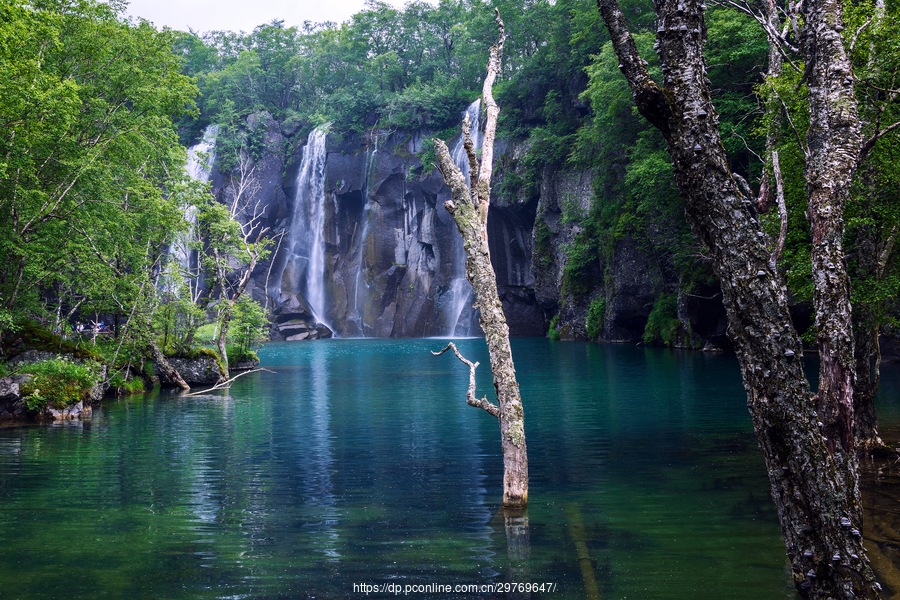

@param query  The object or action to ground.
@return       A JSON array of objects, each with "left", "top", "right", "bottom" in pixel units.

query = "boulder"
[
  {"left": 155, "top": 356, "right": 226, "bottom": 386},
  {"left": 0, "top": 374, "right": 32, "bottom": 421},
  {"left": 0, "top": 372, "right": 101, "bottom": 422}
]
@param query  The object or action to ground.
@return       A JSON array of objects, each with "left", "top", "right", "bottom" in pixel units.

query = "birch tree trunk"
[
  {"left": 431, "top": 10, "right": 528, "bottom": 509},
  {"left": 596, "top": 0, "right": 878, "bottom": 595}
]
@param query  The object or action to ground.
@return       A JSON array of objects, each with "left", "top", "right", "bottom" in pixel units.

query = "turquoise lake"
[{"left": 2, "top": 339, "right": 899, "bottom": 599}]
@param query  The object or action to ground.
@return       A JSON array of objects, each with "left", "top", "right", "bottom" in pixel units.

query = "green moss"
[
  {"left": 3, "top": 321, "right": 104, "bottom": 362},
  {"left": 533, "top": 216, "right": 553, "bottom": 268},
  {"left": 507, "top": 420, "right": 525, "bottom": 447}
]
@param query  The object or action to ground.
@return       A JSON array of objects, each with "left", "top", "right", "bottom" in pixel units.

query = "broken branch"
[
  {"left": 182, "top": 368, "right": 276, "bottom": 397},
  {"left": 432, "top": 342, "right": 500, "bottom": 418}
]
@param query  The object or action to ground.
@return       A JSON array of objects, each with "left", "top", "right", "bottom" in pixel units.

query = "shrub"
[
  {"left": 227, "top": 345, "right": 259, "bottom": 366},
  {"left": 643, "top": 294, "right": 680, "bottom": 346},
  {"left": 548, "top": 315, "right": 561, "bottom": 341},
  {"left": 586, "top": 297, "right": 606, "bottom": 340},
  {"left": 109, "top": 372, "right": 145, "bottom": 395},
  {"left": 533, "top": 217, "right": 553, "bottom": 268},
  {"left": 19, "top": 358, "right": 102, "bottom": 411}
]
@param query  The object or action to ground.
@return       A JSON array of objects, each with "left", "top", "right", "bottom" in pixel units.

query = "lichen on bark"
[{"left": 596, "top": 0, "right": 878, "bottom": 595}]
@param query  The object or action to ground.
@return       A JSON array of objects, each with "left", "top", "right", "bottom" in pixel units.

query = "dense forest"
[{"left": 3, "top": 0, "right": 898, "bottom": 355}]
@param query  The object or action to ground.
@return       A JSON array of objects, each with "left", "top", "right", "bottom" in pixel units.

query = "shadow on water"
[{"left": 2, "top": 339, "right": 900, "bottom": 598}]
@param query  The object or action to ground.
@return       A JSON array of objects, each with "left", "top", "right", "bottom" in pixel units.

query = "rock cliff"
[{"left": 203, "top": 109, "right": 730, "bottom": 345}]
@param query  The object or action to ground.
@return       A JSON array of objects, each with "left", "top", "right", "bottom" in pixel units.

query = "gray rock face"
[
  {"left": 206, "top": 113, "right": 730, "bottom": 345},
  {"left": 225, "top": 122, "right": 534, "bottom": 339},
  {"left": 0, "top": 374, "right": 32, "bottom": 421},
  {"left": 604, "top": 237, "right": 667, "bottom": 342}
]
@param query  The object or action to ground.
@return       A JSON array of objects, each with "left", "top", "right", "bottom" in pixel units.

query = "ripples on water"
[{"left": 2, "top": 339, "right": 899, "bottom": 599}]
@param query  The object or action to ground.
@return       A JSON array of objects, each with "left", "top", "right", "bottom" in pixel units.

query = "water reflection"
[
  {"left": 5, "top": 340, "right": 899, "bottom": 598},
  {"left": 301, "top": 348, "right": 340, "bottom": 559}
]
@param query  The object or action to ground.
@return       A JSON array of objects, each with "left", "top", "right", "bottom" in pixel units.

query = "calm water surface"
[{"left": 2, "top": 339, "right": 899, "bottom": 599}]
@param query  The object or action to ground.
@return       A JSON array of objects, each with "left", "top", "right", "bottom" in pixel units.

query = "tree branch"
[
  {"left": 432, "top": 342, "right": 500, "bottom": 418},
  {"left": 859, "top": 119, "right": 900, "bottom": 163},
  {"left": 182, "top": 368, "right": 276, "bottom": 397},
  {"left": 596, "top": 0, "right": 673, "bottom": 135},
  {"left": 769, "top": 150, "right": 788, "bottom": 270}
]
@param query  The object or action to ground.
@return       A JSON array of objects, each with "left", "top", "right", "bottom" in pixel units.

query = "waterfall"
[
  {"left": 186, "top": 124, "right": 219, "bottom": 182},
  {"left": 287, "top": 126, "right": 330, "bottom": 327},
  {"left": 444, "top": 99, "right": 481, "bottom": 336},
  {"left": 178, "top": 125, "right": 219, "bottom": 288}
]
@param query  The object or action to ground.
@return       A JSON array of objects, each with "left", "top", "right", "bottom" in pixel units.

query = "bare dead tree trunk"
[
  {"left": 596, "top": 0, "right": 878, "bottom": 596},
  {"left": 431, "top": 10, "right": 528, "bottom": 509}
]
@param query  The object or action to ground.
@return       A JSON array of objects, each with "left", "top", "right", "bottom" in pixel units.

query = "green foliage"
[
  {"left": 561, "top": 208, "right": 605, "bottom": 299},
  {"left": 533, "top": 216, "right": 553, "bottom": 268},
  {"left": 108, "top": 372, "right": 146, "bottom": 395},
  {"left": 586, "top": 297, "right": 606, "bottom": 340},
  {"left": 19, "top": 358, "right": 102, "bottom": 411},
  {"left": 232, "top": 295, "right": 269, "bottom": 353},
  {"left": 548, "top": 314, "right": 561, "bottom": 341},
  {"left": 643, "top": 294, "right": 680, "bottom": 346},
  {"left": 0, "top": 0, "right": 199, "bottom": 337},
  {"left": 226, "top": 345, "right": 259, "bottom": 367}
]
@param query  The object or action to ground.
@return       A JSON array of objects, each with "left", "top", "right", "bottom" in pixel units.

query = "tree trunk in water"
[
  {"left": 148, "top": 341, "right": 190, "bottom": 390},
  {"left": 596, "top": 0, "right": 878, "bottom": 596},
  {"left": 432, "top": 10, "right": 528, "bottom": 509}
]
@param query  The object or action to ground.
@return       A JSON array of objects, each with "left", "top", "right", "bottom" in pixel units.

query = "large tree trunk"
[
  {"left": 432, "top": 10, "right": 528, "bottom": 509},
  {"left": 596, "top": 0, "right": 878, "bottom": 596},
  {"left": 803, "top": 0, "right": 861, "bottom": 458}
]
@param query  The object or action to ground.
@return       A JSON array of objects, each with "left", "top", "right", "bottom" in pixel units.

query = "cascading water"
[
  {"left": 178, "top": 125, "right": 219, "bottom": 287},
  {"left": 286, "top": 126, "right": 331, "bottom": 328},
  {"left": 443, "top": 99, "right": 481, "bottom": 336},
  {"left": 186, "top": 125, "right": 219, "bottom": 183}
]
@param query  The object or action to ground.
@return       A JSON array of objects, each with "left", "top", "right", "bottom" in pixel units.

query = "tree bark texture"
[
  {"left": 802, "top": 0, "right": 861, "bottom": 457},
  {"left": 596, "top": 0, "right": 878, "bottom": 596},
  {"left": 432, "top": 10, "right": 528, "bottom": 509}
]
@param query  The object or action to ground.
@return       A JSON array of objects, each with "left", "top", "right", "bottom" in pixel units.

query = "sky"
[{"left": 121, "top": 0, "right": 406, "bottom": 33}]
